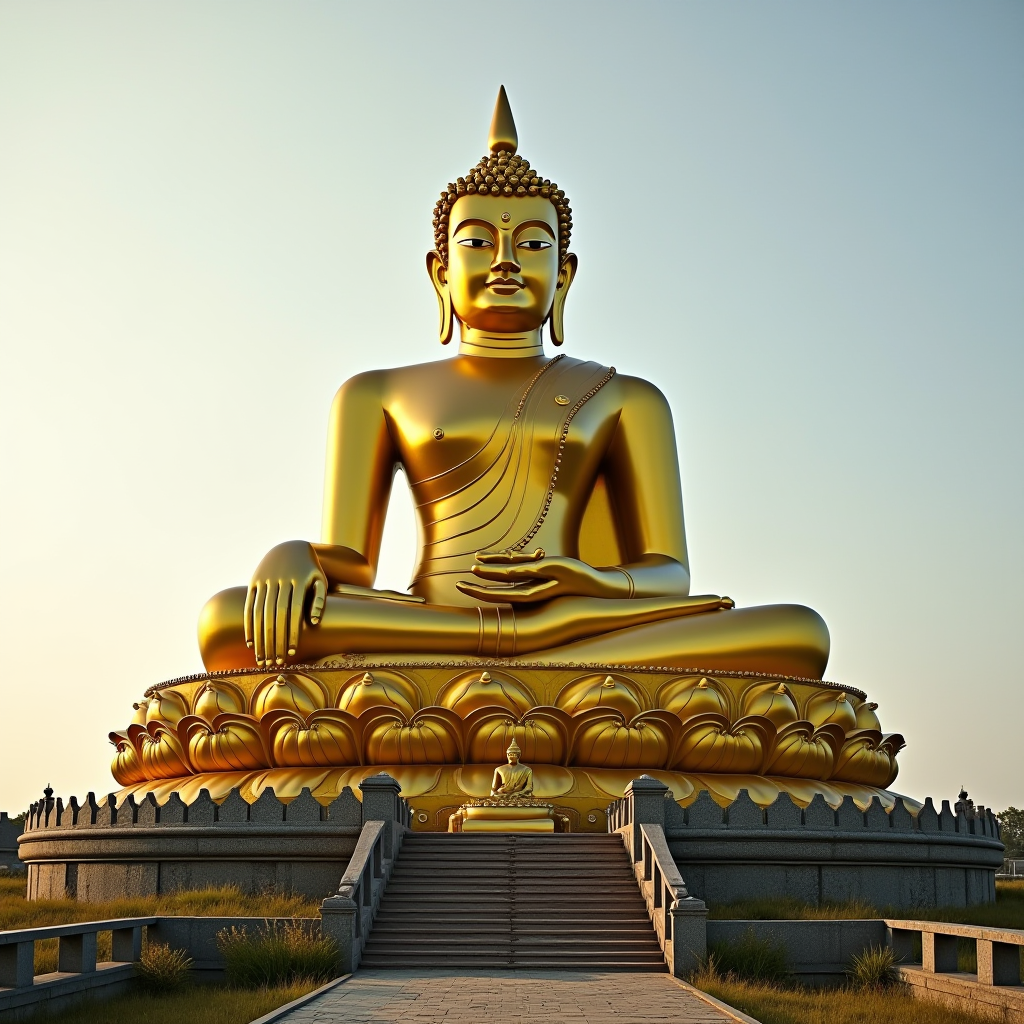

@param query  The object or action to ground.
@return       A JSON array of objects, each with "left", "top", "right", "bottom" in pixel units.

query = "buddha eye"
[
  {"left": 457, "top": 237, "right": 493, "bottom": 249},
  {"left": 517, "top": 239, "right": 551, "bottom": 251}
]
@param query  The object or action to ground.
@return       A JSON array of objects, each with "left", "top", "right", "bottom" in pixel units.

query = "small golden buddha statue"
[
  {"left": 490, "top": 740, "right": 534, "bottom": 799},
  {"left": 197, "top": 86, "right": 829, "bottom": 681}
]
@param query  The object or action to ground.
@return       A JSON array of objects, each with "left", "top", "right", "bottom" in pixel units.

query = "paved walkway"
[{"left": 269, "top": 970, "right": 753, "bottom": 1023}]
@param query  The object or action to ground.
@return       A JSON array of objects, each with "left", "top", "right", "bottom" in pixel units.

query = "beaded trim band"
[{"left": 510, "top": 366, "right": 617, "bottom": 551}]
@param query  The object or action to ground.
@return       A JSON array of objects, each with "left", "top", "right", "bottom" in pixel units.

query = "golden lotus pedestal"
[
  {"left": 109, "top": 657, "right": 909, "bottom": 832},
  {"left": 448, "top": 800, "right": 568, "bottom": 833}
]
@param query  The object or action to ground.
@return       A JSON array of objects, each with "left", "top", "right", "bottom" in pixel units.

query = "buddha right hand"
[{"left": 244, "top": 541, "right": 328, "bottom": 667}]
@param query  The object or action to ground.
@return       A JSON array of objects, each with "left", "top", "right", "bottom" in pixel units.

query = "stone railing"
[
  {"left": 889, "top": 919, "right": 1024, "bottom": 1018},
  {"left": 319, "top": 774, "right": 408, "bottom": 973},
  {"left": 610, "top": 777, "right": 707, "bottom": 976},
  {"left": 0, "top": 916, "right": 151, "bottom": 1018}
]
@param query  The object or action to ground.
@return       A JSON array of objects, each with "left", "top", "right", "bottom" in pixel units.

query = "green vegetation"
[
  {"left": 696, "top": 974, "right": 993, "bottom": 1024},
  {"left": 217, "top": 921, "right": 338, "bottom": 988},
  {"left": 0, "top": 875, "right": 319, "bottom": 931},
  {"left": 135, "top": 941, "right": 193, "bottom": 991},
  {"left": 997, "top": 808, "right": 1024, "bottom": 859},
  {"left": 0, "top": 876, "right": 320, "bottom": 975},
  {"left": 846, "top": 944, "right": 901, "bottom": 989},
  {"left": 707, "top": 879, "right": 1024, "bottom": 930},
  {"left": 25, "top": 982, "right": 318, "bottom": 1023},
  {"left": 705, "top": 930, "right": 789, "bottom": 985}
]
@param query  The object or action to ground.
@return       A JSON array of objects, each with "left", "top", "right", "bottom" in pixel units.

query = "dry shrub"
[
  {"left": 216, "top": 921, "right": 337, "bottom": 988},
  {"left": 136, "top": 941, "right": 193, "bottom": 991},
  {"left": 848, "top": 944, "right": 902, "bottom": 989}
]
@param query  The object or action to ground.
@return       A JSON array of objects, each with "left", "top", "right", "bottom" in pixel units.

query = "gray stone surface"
[
  {"left": 609, "top": 783, "right": 1003, "bottom": 910},
  {"left": 19, "top": 785, "right": 369, "bottom": 901},
  {"left": 0, "top": 812, "right": 24, "bottom": 873},
  {"left": 707, "top": 919, "right": 887, "bottom": 985},
  {"left": 260, "top": 970, "right": 746, "bottom": 1023}
]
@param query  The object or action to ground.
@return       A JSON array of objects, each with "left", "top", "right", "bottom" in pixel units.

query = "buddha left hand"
[{"left": 457, "top": 548, "right": 630, "bottom": 604}]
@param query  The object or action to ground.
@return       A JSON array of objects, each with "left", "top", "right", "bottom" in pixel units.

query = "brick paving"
[{"left": 272, "top": 970, "right": 748, "bottom": 1023}]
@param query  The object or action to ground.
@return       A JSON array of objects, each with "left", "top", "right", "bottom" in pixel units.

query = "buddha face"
[
  {"left": 507, "top": 747, "right": 520, "bottom": 765},
  {"left": 428, "top": 194, "right": 575, "bottom": 336}
]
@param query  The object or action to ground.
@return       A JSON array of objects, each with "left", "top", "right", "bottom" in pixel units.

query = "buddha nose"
[{"left": 493, "top": 232, "right": 520, "bottom": 274}]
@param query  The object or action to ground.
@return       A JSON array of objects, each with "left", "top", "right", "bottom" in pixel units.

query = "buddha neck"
[{"left": 458, "top": 324, "right": 545, "bottom": 359}]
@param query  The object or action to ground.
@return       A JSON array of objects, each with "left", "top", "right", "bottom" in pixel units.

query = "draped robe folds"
[
  {"left": 409, "top": 355, "right": 615, "bottom": 606},
  {"left": 491, "top": 762, "right": 534, "bottom": 797}
]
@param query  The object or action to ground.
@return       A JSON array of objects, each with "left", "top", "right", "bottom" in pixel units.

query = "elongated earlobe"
[
  {"left": 426, "top": 251, "right": 454, "bottom": 345},
  {"left": 548, "top": 253, "right": 578, "bottom": 347},
  {"left": 437, "top": 288, "right": 454, "bottom": 345}
]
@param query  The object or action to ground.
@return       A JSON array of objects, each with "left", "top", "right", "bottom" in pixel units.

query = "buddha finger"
[
  {"left": 286, "top": 582, "right": 304, "bottom": 656},
  {"left": 469, "top": 564, "right": 543, "bottom": 582},
  {"left": 309, "top": 578, "right": 327, "bottom": 626},
  {"left": 243, "top": 584, "right": 257, "bottom": 649},
  {"left": 252, "top": 582, "right": 268, "bottom": 665},
  {"left": 263, "top": 580, "right": 280, "bottom": 669},
  {"left": 274, "top": 583, "right": 291, "bottom": 665},
  {"left": 475, "top": 548, "right": 545, "bottom": 564}
]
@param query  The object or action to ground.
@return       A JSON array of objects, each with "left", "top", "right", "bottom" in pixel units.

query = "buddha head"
[
  {"left": 427, "top": 86, "right": 577, "bottom": 346},
  {"left": 506, "top": 738, "right": 522, "bottom": 765}
]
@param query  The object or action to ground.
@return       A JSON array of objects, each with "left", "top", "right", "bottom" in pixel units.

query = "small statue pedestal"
[{"left": 448, "top": 798, "right": 568, "bottom": 833}]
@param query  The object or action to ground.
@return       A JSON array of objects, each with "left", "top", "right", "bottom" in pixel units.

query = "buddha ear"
[
  {"left": 547, "top": 253, "right": 578, "bottom": 347},
  {"left": 426, "top": 250, "right": 454, "bottom": 345}
]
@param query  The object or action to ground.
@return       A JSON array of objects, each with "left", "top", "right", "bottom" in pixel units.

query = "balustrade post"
[
  {"left": 0, "top": 941, "right": 34, "bottom": 989},
  {"left": 622, "top": 776, "right": 668, "bottom": 862},
  {"left": 58, "top": 931, "right": 97, "bottom": 974},
  {"left": 978, "top": 939, "right": 1021, "bottom": 985},
  {"left": 111, "top": 925, "right": 143, "bottom": 963},
  {"left": 359, "top": 774, "right": 403, "bottom": 858},
  {"left": 320, "top": 892, "right": 359, "bottom": 974},
  {"left": 667, "top": 897, "right": 708, "bottom": 977},
  {"left": 922, "top": 932, "right": 958, "bottom": 973}
]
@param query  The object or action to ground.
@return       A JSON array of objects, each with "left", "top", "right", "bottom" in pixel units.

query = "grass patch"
[
  {"left": 0, "top": 876, "right": 320, "bottom": 975},
  {"left": 217, "top": 922, "right": 337, "bottom": 988},
  {"left": 705, "top": 929, "right": 790, "bottom": 985},
  {"left": 25, "top": 981, "right": 318, "bottom": 1023},
  {"left": 847, "top": 944, "right": 901, "bottom": 989},
  {"left": 0, "top": 875, "right": 319, "bottom": 931},
  {"left": 696, "top": 974, "right": 995, "bottom": 1024},
  {"left": 707, "top": 880, "right": 1024, "bottom": 929}
]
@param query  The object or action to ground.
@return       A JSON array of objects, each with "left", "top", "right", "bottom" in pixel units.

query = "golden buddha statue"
[
  {"left": 196, "top": 86, "right": 828, "bottom": 681},
  {"left": 490, "top": 740, "right": 534, "bottom": 798},
  {"left": 108, "top": 89, "right": 907, "bottom": 829}
]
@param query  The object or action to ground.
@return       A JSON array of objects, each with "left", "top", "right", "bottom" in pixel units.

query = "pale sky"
[{"left": 1, "top": 1, "right": 1021, "bottom": 815}]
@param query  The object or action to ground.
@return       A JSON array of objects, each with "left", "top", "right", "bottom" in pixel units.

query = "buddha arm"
[
  {"left": 316, "top": 371, "right": 399, "bottom": 589},
  {"left": 599, "top": 376, "right": 691, "bottom": 598}
]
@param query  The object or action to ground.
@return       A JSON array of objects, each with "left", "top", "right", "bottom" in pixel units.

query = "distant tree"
[{"left": 997, "top": 807, "right": 1024, "bottom": 859}]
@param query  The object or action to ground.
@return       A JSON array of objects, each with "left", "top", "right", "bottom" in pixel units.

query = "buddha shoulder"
[{"left": 602, "top": 371, "right": 674, "bottom": 420}]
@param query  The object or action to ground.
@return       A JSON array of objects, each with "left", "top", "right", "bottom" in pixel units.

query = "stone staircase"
[{"left": 359, "top": 832, "right": 666, "bottom": 970}]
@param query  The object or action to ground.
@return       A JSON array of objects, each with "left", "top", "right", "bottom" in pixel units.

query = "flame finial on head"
[
  {"left": 489, "top": 85, "right": 518, "bottom": 156},
  {"left": 506, "top": 738, "right": 522, "bottom": 758}
]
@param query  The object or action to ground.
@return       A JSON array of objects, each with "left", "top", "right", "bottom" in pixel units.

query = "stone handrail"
[
  {"left": 885, "top": 918, "right": 1024, "bottom": 986},
  {"left": 610, "top": 777, "right": 707, "bottom": 976},
  {"left": 0, "top": 916, "right": 152, "bottom": 1016},
  {"left": 318, "top": 774, "right": 408, "bottom": 973}
]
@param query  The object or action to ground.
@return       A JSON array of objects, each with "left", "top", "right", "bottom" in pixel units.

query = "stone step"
[{"left": 362, "top": 830, "right": 660, "bottom": 970}]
